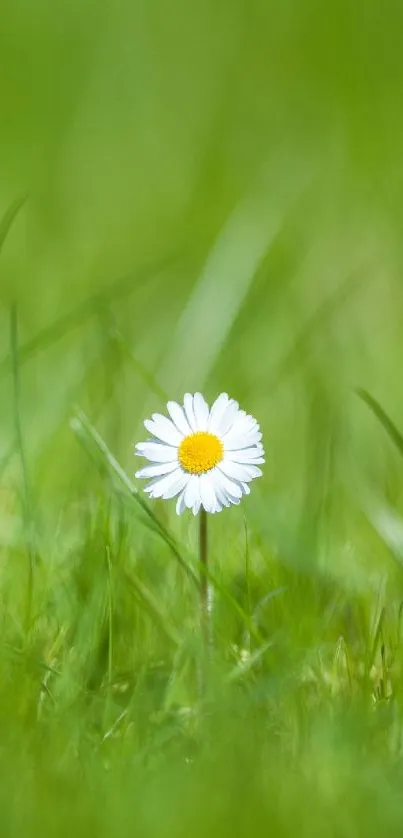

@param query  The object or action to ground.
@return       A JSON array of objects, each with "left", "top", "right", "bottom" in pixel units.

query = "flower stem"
[{"left": 199, "top": 509, "right": 209, "bottom": 641}]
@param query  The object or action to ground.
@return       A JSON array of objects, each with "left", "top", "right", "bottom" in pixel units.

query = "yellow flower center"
[{"left": 178, "top": 431, "right": 223, "bottom": 474}]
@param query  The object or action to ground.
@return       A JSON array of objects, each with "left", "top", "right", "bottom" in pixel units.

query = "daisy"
[{"left": 135, "top": 393, "right": 264, "bottom": 515}]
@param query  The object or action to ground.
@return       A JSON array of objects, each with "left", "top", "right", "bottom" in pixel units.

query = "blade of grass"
[
  {"left": 204, "top": 564, "right": 266, "bottom": 646},
  {"left": 225, "top": 641, "right": 273, "bottom": 684},
  {"left": 0, "top": 254, "right": 179, "bottom": 378},
  {"left": 267, "top": 270, "right": 369, "bottom": 395},
  {"left": 253, "top": 586, "right": 287, "bottom": 621},
  {"left": 123, "top": 568, "right": 180, "bottom": 647},
  {"left": 161, "top": 173, "right": 285, "bottom": 391},
  {"left": 363, "top": 494, "right": 403, "bottom": 568},
  {"left": 110, "top": 326, "right": 169, "bottom": 403},
  {"left": 244, "top": 516, "right": 252, "bottom": 653},
  {"left": 4, "top": 643, "right": 61, "bottom": 676},
  {"left": 71, "top": 408, "right": 198, "bottom": 588},
  {"left": 102, "top": 708, "right": 129, "bottom": 743},
  {"left": 333, "top": 636, "right": 353, "bottom": 693},
  {"left": 0, "top": 442, "right": 16, "bottom": 477},
  {"left": 0, "top": 194, "right": 27, "bottom": 255},
  {"left": 102, "top": 545, "right": 114, "bottom": 731},
  {"left": 357, "top": 388, "right": 403, "bottom": 456},
  {"left": 367, "top": 607, "right": 386, "bottom": 676},
  {"left": 10, "top": 305, "right": 36, "bottom": 630}
]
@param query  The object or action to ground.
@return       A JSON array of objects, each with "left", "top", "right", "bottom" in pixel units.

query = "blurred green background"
[{"left": 2, "top": 0, "right": 403, "bottom": 834}]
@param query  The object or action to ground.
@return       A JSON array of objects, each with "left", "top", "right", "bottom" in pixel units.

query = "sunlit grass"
[{"left": 2, "top": 0, "right": 403, "bottom": 834}]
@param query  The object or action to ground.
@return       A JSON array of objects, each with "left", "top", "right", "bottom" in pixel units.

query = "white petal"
[
  {"left": 223, "top": 430, "right": 262, "bottom": 450},
  {"left": 209, "top": 480, "right": 225, "bottom": 512},
  {"left": 226, "top": 446, "right": 265, "bottom": 464},
  {"left": 214, "top": 482, "right": 231, "bottom": 508},
  {"left": 224, "top": 415, "right": 259, "bottom": 436},
  {"left": 226, "top": 442, "right": 264, "bottom": 457},
  {"left": 223, "top": 412, "right": 261, "bottom": 447},
  {"left": 218, "top": 460, "right": 249, "bottom": 482},
  {"left": 220, "top": 460, "right": 262, "bottom": 482},
  {"left": 145, "top": 468, "right": 187, "bottom": 499},
  {"left": 219, "top": 409, "right": 247, "bottom": 437},
  {"left": 241, "top": 464, "right": 263, "bottom": 480},
  {"left": 230, "top": 409, "right": 246, "bottom": 422},
  {"left": 241, "top": 482, "right": 251, "bottom": 495},
  {"left": 176, "top": 490, "right": 186, "bottom": 515},
  {"left": 144, "top": 471, "right": 176, "bottom": 494},
  {"left": 184, "top": 474, "right": 200, "bottom": 508},
  {"left": 135, "top": 442, "right": 179, "bottom": 463},
  {"left": 214, "top": 475, "right": 241, "bottom": 508},
  {"left": 208, "top": 393, "right": 229, "bottom": 433},
  {"left": 167, "top": 401, "right": 192, "bottom": 436},
  {"left": 144, "top": 415, "right": 182, "bottom": 446},
  {"left": 183, "top": 393, "right": 197, "bottom": 432},
  {"left": 199, "top": 473, "right": 217, "bottom": 513},
  {"left": 161, "top": 471, "right": 188, "bottom": 499},
  {"left": 216, "top": 400, "right": 240, "bottom": 436},
  {"left": 238, "top": 415, "right": 259, "bottom": 433},
  {"left": 192, "top": 499, "right": 201, "bottom": 516},
  {"left": 213, "top": 468, "right": 242, "bottom": 509},
  {"left": 213, "top": 468, "right": 243, "bottom": 500},
  {"left": 135, "top": 462, "right": 178, "bottom": 479},
  {"left": 193, "top": 393, "right": 209, "bottom": 431},
  {"left": 213, "top": 493, "right": 224, "bottom": 512}
]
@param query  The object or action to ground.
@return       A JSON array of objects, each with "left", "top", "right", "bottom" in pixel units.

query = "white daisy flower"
[{"left": 135, "top": 393, "right": 264, "bottom": 515}]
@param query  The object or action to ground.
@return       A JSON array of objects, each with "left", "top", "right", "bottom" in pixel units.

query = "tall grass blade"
[
  {"left": 357, "top": 389, "right": 403, "bottom": 457},
  {"left": 9, "top": 305, "right": 36, "bottom": 629},
  {"left": 0, "top": 255, "right": 178, "bottom": 378},
  {"left": 0, "top": 194, "right": 27, "bottom": 255},
  {"left": 71, "top": 408, "right": 198, "bottom": 587}
]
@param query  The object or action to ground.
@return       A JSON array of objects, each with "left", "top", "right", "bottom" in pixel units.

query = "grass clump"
[{"left": 2, "top": 0, "right": 403, "bottom": 833}]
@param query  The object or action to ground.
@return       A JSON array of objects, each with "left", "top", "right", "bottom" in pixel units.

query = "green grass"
[{"left": 2, "top": 0, "right": 403, "bottom": 833}]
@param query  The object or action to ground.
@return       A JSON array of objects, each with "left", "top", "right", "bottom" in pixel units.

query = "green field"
[{"left": 2, "top": 0, "right": 403, "bottom": 834}]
